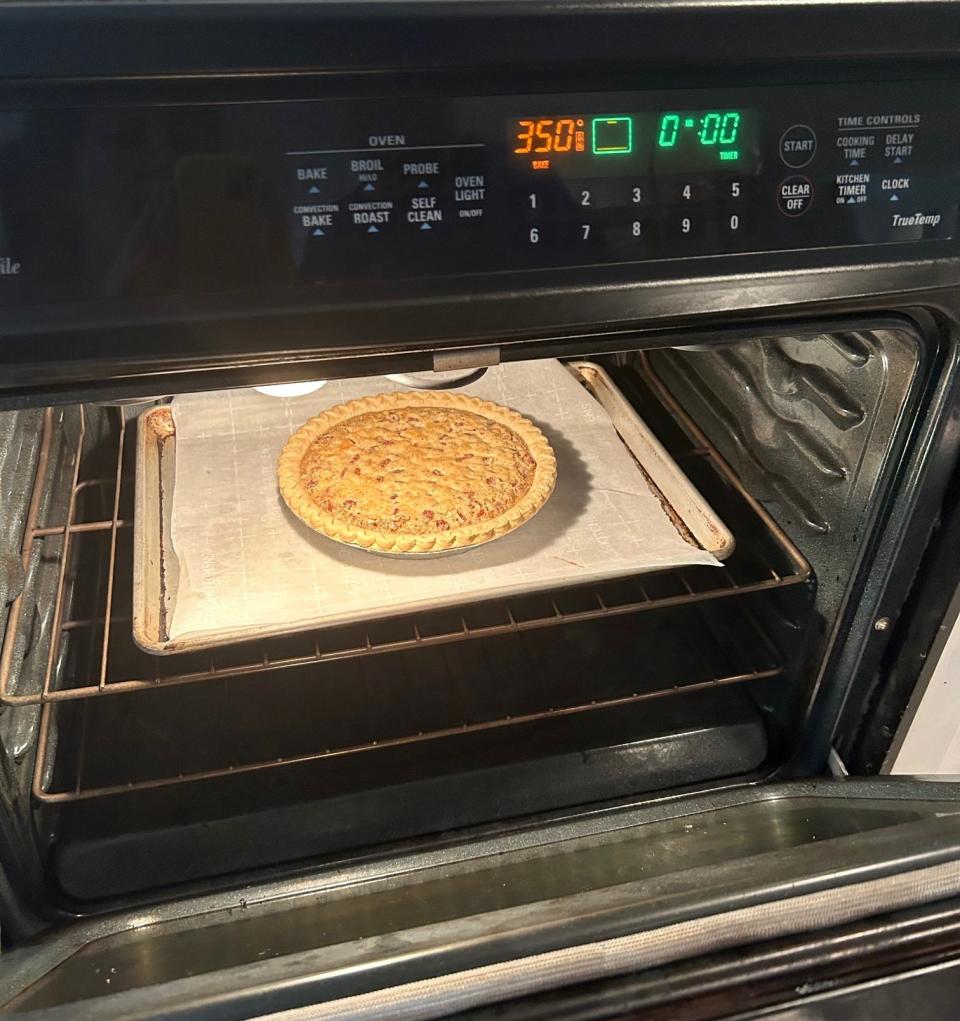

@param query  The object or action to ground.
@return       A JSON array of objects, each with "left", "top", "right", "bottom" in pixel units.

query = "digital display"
[
  {"left": 513, "top": 118, "right": 587, "bottom": 154},
  {"left": 509, "top": 110, "right": 758, "bottom": 174},
  {"left": 657, "top": 111, "right": 742, "bottom": 149},
  {"left": 512, "top": 116, "right": 635, "bottom": 159},
  {"left": 592, "top": 117, "right": 633, "bottom": 155}
]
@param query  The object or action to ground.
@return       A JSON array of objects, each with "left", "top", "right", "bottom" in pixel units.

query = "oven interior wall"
[
  {"left": 642, "top": 327, "right": 920, "bottom": 759},
  {"left": 0, "top": 326, "right": 922, "bottom": 917},
  {"left": 645, "top": 329, "right": 919, "bottom": 632}
]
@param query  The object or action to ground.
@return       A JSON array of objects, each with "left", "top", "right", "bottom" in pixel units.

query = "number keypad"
[
  {"left": 606, "top": 214, "right": 655, "bottom": 248},
  {"left": 671, "top": 212, "right": 704, "bottom": 240},
  {"left": 565, "top": 179, "right": 652, "bottom": 210},
  {"left": 513, "top": 185, "right": 565, "bottom": 219},
  {"left": 657, "top": 176, "right": 714, "bottom": 205},
  {"left": 514, "top": 173, "right": 754, "bottom": 260}
]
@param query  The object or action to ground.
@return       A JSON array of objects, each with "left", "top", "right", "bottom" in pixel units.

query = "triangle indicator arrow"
[
  {"left": 847, "top": 197, "right": 856, "bottom": 204},
  {"left": 308, "top": 185, "right": 320, "bottom": 194},
  {"left": 312, "top": 228, "right": 325, "bottom": 236},
  {"left": 849, "top": 159, "right": 859, "bottom": 166},
  {"left": 418, "top": 180, "right": 430, "bottom": 189},
  {"left": 890, "top": 194, "right": 899, "bottom": 201},
  {"left": 420, "top": 222, "right": 432, "bottom": 230},
  {"left": 367, "top": 224, "right": 379, "bottom": 233},
  {"left": 363, "top": 182, "right": 375, "bottom": 192},
  {"left": 894, "top": 156, "right": 903, "bottom": 163}
]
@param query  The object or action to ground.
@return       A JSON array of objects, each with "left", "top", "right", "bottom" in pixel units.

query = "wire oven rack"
[
  {"left": 0, "top": 366, "right": 812, "bottom": 804},
  {"left": 38, "top": 604, "right": 785, "bottom": 804}
]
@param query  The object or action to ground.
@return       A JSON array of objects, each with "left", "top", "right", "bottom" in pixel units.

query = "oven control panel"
[{"left": 0, "top": 80, "right": 957, "bottom": 306}]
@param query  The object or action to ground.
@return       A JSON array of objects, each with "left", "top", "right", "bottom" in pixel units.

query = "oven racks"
[
  {"left": 37, "top": 607, "right": 784, "bottom": 804},
  {"left": 1, "top": 399, "right": 808, "bottom": 707},
  {"left": 0, "top": 366, "right": 811, "bottom": 804}
]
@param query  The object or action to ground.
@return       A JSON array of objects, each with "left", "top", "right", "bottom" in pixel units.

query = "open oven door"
[{"left": 2, "top": 779, "right": 960, "bottom": 1020}]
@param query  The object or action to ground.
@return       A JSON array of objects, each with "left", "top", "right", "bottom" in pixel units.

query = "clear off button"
[
  {"left": 778, "top": 175, "right": 813, "bottom": 216},
  {"left": 779, "top": 124, "right": 817, "bottom": 169}
]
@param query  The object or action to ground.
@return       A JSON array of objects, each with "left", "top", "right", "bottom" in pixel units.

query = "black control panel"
[{"left": 0, "top": 80, "right": 957, "bottom": 307}]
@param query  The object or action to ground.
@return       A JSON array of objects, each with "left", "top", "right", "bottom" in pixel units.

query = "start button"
[
  {"left": 779, "top": 124, "right": 817, "bottom": 169},
  {"left": 778, "top": 175, "right": 814, "bottom": 216}
]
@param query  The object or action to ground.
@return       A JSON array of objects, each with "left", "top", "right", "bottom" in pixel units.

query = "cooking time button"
[
  {"left": 779, "top": 124, "right": 817, "bottom": 169},
  {"left": 778, "top": 175, "right": 813, "bottom": 216}
]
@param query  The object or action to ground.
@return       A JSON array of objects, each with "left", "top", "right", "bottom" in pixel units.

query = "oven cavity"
[{"left": 0, "top": 326, "right": 922, "bottom": 905}]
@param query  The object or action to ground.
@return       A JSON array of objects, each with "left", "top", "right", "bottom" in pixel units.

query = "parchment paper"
[{"left": 167, "top": 360, "right": 722, "bottom": 642}]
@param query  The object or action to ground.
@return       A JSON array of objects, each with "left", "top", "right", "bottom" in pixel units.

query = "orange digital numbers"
[
  {"left": 513, "top": 119, "right": 536, "bottom": 154},
  {"left": 533, "top": 119, "right": 554, "bottom": 153},
  {"left": 554, "top": 118, "right": 575, "bottom": 152},
  {"left": 514, "top": 118, "right": 587, "bottom": 156}
]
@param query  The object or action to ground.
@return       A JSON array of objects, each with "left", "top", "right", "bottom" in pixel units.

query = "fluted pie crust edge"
[{"left": 277, "top": 390, "right": 557, "bottom": 553}]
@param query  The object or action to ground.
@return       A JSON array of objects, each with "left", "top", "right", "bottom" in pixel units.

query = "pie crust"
[{"left": 278, "top": 391, "right": 557, "bottom": 553}]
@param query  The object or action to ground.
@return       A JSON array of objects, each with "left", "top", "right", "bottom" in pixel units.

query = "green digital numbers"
[
  {"left": 657, "top": 113, "right": 681, "bottom": 148},
  {"left": 699, "top": 112, "right": 722, "bottom": 145},
  {"left": 657, "top": 111, "right": 742, "bottom": 148}
]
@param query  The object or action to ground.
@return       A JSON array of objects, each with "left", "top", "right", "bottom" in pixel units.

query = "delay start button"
[
  {"left": 778, "top": 175, "right": 814, "bottom": 217},
  {"left": 779, "top": 124, "right": 817, "bottom": 169}
]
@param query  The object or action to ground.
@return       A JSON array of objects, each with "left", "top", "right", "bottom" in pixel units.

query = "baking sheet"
[{"left": 161, "top": 359, "right": 724, "bottom": 646}]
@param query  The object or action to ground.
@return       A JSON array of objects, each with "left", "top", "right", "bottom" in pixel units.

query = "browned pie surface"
[{"left": 299, "top": 406, "right": 537, "bottom": 535}]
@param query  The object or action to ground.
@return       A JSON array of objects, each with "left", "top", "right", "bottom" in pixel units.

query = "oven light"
[{"left": 254, "top": 381, "right": 327, "bottom": 398}]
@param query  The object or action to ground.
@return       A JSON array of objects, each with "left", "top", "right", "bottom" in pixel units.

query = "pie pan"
[{"left": 277, "top": 390, "right": 558, "bottom": 555}]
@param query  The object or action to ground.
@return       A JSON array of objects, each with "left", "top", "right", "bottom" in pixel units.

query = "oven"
[{"left": 3, "top": 2, "right": 960, "bottom": 1018}]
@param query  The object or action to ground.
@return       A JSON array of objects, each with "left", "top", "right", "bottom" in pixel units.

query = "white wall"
[{"left": 888, "top": 585, "right": 960, "bottom": 775}]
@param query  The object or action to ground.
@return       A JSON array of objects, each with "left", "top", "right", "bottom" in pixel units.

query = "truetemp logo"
[
  {"left": 892, "top": 212, "right": 941, "bottom": 228},
  {"left": 0, "top": 257, "right": 21, "bottom": 275}
]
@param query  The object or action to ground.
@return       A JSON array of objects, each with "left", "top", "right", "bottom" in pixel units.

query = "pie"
[{"left": 278, "top": 390, "right": 557, "bottom": 553}]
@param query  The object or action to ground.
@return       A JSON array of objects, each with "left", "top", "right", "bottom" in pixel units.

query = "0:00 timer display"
[{"left": 658, "top": 111, "right": 741, "bottom": 147}]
